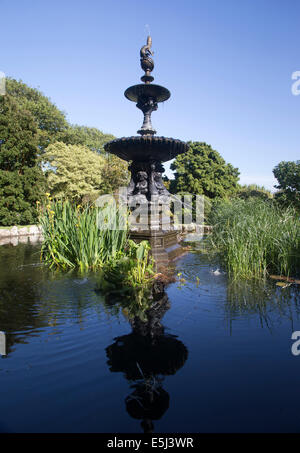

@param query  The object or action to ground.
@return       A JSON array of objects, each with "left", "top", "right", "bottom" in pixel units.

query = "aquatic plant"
[
  {"left": 40, "top": 199, "right": 156, "bottom": 303},
  {"left": 39, "top": 197, "right": 128, "bottom": 271},
  {"left": 97, "top": 240, "right": 155, "bottom": 311},
  {"left": 208, "top": 198, "right": 300, "bottom": 279}
]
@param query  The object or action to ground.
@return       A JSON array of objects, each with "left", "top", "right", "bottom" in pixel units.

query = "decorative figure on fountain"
[
  {"left": 135, "top": 171, "right": 148, "bottom": 196},
  {"left": 127, "top": 161, "right": 169, "bottom": 200},
  {"left": 140, "top": 35, "right": 154, "bottom": 82},
  {"left": 150, "top": 162, "right": 169, "bottom": 196}
]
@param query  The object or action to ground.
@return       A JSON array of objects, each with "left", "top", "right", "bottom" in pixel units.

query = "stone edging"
[
  {"left": 0, "top": 225, "right": 42, "bottom": 239},
  {"left": 180, "top": 224, "right": 212, "bottom": 233},
  {"left": 0, "top": 225, "right": 43, "bottom": 246}
]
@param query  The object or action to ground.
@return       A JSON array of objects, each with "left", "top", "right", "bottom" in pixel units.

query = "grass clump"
[
  {"left": 39, "top": 198, "right": 128, "bottom": 271},
  {"left": 208, "top": 198, "right": 300, "bottom": 279}
]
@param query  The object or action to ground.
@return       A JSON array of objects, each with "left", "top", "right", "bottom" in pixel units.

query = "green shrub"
[{"left": 236, "top": 184, "right": 273, "bottom": 201}]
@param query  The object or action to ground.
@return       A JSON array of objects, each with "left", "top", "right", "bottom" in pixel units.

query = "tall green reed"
[
  {"left": 39, "top": 197, "right": 128, "bottom": 272},
  {"left": 208, "top": 199, "right": 300, "bottom": 279}
]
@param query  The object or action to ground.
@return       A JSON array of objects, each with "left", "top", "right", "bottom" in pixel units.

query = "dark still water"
[{"left": 0, "top": 242, "right": 300, "bottom": 433}]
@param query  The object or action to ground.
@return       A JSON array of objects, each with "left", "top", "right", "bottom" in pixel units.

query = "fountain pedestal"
[{"left": 130, "top": 229, "right": 182, "bottom": 265}]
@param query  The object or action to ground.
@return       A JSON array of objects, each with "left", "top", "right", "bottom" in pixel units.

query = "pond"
[{"left": 0, "top": 242, "right": 300, "bottom": 433}]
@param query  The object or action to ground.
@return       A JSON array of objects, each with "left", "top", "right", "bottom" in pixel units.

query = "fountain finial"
[
  {"left": 123, "top": 35, "right": 170, "bottom": 136},
  {"left": 140, "top": 35, "right": 154, "bottom": 84}
]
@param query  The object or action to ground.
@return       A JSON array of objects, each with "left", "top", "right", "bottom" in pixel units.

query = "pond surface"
[{"left": 0, "top": 242, "right": 300, "bottom": 433}]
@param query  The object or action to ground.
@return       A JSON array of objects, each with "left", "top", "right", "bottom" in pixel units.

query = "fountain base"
[{"left": 130, "top": 229, "right": 185, "bottom": 268}]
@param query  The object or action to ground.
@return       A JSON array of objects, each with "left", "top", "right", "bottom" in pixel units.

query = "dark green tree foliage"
[
  {"left": 6, "top": 78, "right": 69, "bottom": 152},
  {"left": 170, "top": 141, "right": 239, "bottom": 198},
  {"left": 0, "top": 95, "right": 45, "bottom": 225},
  {"left": 273, "top": 161, "right": 300, "bottom": 211}
]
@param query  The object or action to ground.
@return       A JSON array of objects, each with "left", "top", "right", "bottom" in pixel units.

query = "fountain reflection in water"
[{"left": 105, "top": 280, "right": 188, "bottom": 433}]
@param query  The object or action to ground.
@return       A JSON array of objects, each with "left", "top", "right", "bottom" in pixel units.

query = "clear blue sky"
[{"left": 1, "top": 0, "right": 299, "bottom": 190}]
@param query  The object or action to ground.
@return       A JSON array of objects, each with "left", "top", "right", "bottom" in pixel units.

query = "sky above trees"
[{"left": 1, "top": 0, "right": 299, "bottom": 190}]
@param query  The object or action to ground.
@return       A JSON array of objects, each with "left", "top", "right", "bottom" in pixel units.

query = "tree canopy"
[
  {"left": 236, "top": 184, "right": 273, "bottom": 201},
  {"left": 44, "top": 142, "right": 129, "bottom": 202},
  {"left": 1, "top": 78, "right": 129, "bottom": 221},
  {"left": 170, "top": 141, "right": 239, "bottom": 198},
  {"left": 6, "top": 78, "right": 68, "bottom": 152},
  {"left": 273, "top": 160, "right": 300, "bottom": 210},
  {"left": 6, "top": 79, "right": 115, "bottom": 154},
  {"left": 44, "top": 142, "right": 106, "bottom": 202},
  {"left": 0, "top": 95, "right": 46, "bottom": 225},
  {"left": 59, "top": 125, "right": 115, "bottom": 154}
]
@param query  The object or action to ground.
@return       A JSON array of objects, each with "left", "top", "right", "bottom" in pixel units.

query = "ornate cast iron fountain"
[{"left": 104, "top": 36, "right": 189, "bottom": 264}]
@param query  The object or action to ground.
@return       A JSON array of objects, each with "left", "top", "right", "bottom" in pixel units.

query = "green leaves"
[
  {"left": 58, "top": 125, "right": 115, "bottom": 155},
  {"left": 208, "top": 199, "right": 300, "bottom": 279},
  {"left": 0, "top": 95, "right": 46, "bottom": 226},
  {"left": 136, "top": 241, "right": 148, "bottom": 261},
  {"left": 39, "top": 199, "right": 129, "bottom": 272},
  {"left": 97, "top": 239, "right": 154, "bottom": 312},
  {"left": 6, "top": 78, "right": 69, "bottom": 152},
  {"left": 273, "top": 160, "right": 300, "bottom": 211},
  {"left": 2, "top": 79, "right": 129, "bottom": 218},
  {"left": 43, "top": 142, "right": 106, "bottom": 202},
  {"left": 236, "top": 184, "right": 273, "bottom": 201},
  {"left": 43, "top": 141, "right": 129, "bottom": 203},
  {"left": 170, "top": 141, "right": 239, "bottom": 199}
]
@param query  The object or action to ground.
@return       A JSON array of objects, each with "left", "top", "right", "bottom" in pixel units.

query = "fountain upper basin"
[
  {"left": 124, "top": 84, "right": 170, "bottom": 103},
  {"left": 104, "top": 135, "right": 189, "bottom": 163}
]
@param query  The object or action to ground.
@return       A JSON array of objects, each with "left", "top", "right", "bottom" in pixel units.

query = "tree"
[
  {"left": 5, "top": 78, "right": 128, "bottom": 205},
  {"left": 0, "top": 95, "right": 46, "bottom": 225},
  {"left": 162, "top": 175, "right": 170, "bottom": 191},
  {"left": 97, "top": 153, "right": 130, "bottom": 195},
  {"left": 170, "top": 142, "right": 239, "bottom": 198},
  {"left": 44, "top": 142, "right": 105, "bottom": 202},
  {"left": 44, "top": 142, "right": 129, "bottom": 202},
  {"left": 6, "top": 78, "right": 69, "bottom": 152},
  {"left": 236, "top": 184, "right": 273, "bottom": 201},
  {"left": 6, "top": 79, "right": 116, "bottom": 154},
  {"left": 59, "top": 124, "right": 115, "bottom": 154},
  {"left": 273, "top": 161, "right": 300, "bottom": 210}
]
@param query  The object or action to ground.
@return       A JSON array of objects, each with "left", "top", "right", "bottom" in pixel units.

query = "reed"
[
  {"left": 208, "top": 199, "right": 300, "bottom": 279},
  {"left": 39, "top": 197, "right": 128, "bottom": 271},
  {"left": 39, "top": 198, "right": 155, "bottom": 298}
]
